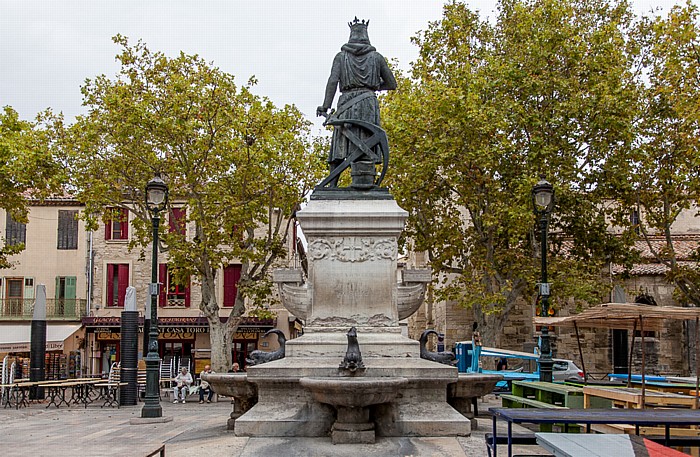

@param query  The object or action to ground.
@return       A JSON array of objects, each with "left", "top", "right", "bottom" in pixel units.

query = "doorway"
[{"left": 612, "top": 329, "right": 628, "bottom": 374}]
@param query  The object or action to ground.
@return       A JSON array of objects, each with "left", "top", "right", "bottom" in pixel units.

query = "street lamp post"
[
  {"left": 533, "top": 178, "right": 555, "bottom": 383},
  {"left": 141, "top": 174, "right": 168, "bottom": 418}
]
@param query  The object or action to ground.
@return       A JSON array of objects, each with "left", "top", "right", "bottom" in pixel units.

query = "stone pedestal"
[{"left": 235, "top": 197, "right": 470, "bottom": 438}]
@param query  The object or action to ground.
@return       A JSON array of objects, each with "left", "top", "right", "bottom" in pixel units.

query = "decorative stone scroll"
[{"left": 308, "top": 237, "right": 397, "bottom": 263}]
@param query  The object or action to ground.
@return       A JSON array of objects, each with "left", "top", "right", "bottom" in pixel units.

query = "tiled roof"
[
  {"left": 611, "top": 261, "right": 697, "bottom": 276},
  {"left": 630, "top": 235, "right": 700, "bottom": 261},
  {"left": 560, "top": 235, "right": 700, "bottom": 277}
]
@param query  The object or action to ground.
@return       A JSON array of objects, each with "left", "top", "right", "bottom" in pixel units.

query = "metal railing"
[{"left": 0, "top": 298, "right": 87, "bottom": 320}]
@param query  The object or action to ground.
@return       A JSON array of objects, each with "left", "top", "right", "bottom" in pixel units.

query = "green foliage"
[
  {"left": 383, "top": 0, "right": 641, "bottom": 344},
  {"left": 624, "top": 1, "right": 700, "bottom": 306},
  {"left": 52, "top": 36, "right": 325, "bottom": 369},
  {"left": 0, "top": 106, "right": 64, "bottom": 267}
]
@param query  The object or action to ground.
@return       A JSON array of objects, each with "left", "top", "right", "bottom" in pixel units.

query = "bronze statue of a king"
[{"left": 316, "top": 18, "right": 397, "bottom": 191}]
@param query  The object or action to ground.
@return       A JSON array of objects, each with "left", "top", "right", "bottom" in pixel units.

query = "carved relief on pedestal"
[{"left": 308, "top": 237, "right": 397, "bottom": 263}]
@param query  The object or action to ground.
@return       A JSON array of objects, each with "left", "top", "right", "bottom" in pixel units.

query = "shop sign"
[
  {"left": 160, "top": 331, "right": 196, "bottom": 340},
  {"left": 97, "top": 330, "right": 198, "bottom": 340},
  {"left": 160, "top": 326, "right": 207, "bottom": 333},
  {"left": 0, "top": 341, "right": 63, "bottom": 352}
]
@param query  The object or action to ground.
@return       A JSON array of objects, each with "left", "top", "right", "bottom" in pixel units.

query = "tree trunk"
[
  {"left": 199, "top": 268, "right": 232, "bottom": 372},
  {"left": 208, "top": 318, "right": 231, "bottom": 373},
  {"left": 472, "top": 279, "right": 525, "bottom": 348},
  {"left": 473, "top": 304, "right": 508, "bottom": 348}
]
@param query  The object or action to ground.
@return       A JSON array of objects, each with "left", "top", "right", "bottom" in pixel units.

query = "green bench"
[{"left": 500, "top": 394, "right": 567, "bottom": 409}]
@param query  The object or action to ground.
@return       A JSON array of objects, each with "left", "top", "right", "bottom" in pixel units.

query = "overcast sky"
[{"left": 0, "top": 0, "right": 692, "bottom": 134}]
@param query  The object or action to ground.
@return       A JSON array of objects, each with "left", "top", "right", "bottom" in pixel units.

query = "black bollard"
[
  {"left": 30, "top": 285, "right": 47, "bottom": 400},
  {"left": 120, "top": 286, "right": 139, "bottom": 406}
]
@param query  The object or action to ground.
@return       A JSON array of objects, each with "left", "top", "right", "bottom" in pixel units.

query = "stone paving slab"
[{"left": 0, "top": 394, "right": 548, "bottom": 456}]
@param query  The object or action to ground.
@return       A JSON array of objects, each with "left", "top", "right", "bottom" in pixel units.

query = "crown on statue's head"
[
  {"left": 347, "top": 17, "right": 371, "bottom": 44},
  {"left": 348, "top": 16, "right": 369, "bottom": 28}
]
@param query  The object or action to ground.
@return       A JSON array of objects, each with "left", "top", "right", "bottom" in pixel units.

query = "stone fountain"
[{"left": 204, "top": 17, "right": 501, "bottom": 443}]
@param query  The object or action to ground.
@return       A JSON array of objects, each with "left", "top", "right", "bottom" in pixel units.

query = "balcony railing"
[{"left": 0, "top": 298, "right": 87, "bottom": 320}]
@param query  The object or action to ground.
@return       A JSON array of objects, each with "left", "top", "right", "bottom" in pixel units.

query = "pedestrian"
[
  {"left": 199, "top": 365, "right": 215, "bottom": 403},
  {"left": 172, "top": 366, "right": 192, "bottom": 404}
]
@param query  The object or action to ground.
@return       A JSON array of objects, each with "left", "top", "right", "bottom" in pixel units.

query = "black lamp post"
[
  {"left": 533, "top": 178, "right": 555, "bottom": 382},
  {"left": 141, "top": 174, "right": 168, "bottom": 418}
]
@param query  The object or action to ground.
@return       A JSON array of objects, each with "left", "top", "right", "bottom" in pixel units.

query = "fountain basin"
[
  {"left": 202, "top": 373, "right": 258, "bottom": 430},
  {"left": 300, "top": 376, "right": 408, "bottom": 444},
  {"left": 300, "top": 376, "right": 407, "bottom": 408}
]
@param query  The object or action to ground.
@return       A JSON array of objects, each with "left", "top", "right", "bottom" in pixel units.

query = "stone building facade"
[
  {"left": 0, "top": 198, "right": 87, "bottom": 378},
  {"left": 85, "top": 204, "right": 300, "bottom": 376},
  {"left": 0, "top": 197, "right": 300, "bottom": 377}
]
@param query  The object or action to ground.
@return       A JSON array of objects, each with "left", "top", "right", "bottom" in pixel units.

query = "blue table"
[{"left": 490, "top": 407, "right": 700, "bottom": 457}]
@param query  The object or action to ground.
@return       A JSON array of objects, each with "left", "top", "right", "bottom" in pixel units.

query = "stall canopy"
[
  {"left": 0, "top": 323, "right": 81, "bottom": 352},
  {"left": 533, "top": 303, "right": 700, "bottom": 408},
  {"left": 534, "top": 303, "right": 700, "bottom": 332}
]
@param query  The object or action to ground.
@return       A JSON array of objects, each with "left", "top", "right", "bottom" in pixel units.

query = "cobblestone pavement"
[{"left": 0, "top": 394, "right": 546, "bottom": 456}]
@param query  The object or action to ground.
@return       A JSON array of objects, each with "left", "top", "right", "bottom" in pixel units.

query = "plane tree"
[
  {"left": 382, "top": 0, "right": 640, "bottom": 345},
  {"left": 59, "top": 36, "right": 325, "bottom": 370}
]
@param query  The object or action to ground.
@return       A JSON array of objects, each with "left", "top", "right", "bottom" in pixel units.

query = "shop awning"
[{"left": 0, "top": 323, "right": 81, "bottom": 352}]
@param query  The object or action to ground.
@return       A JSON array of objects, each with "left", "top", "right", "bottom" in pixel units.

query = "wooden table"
[
  {"left": 489, "top": 407, "right": 700, "bottom": 457},
  {"left": 536, "top": 432, "right": 688, "bottom": 457},
  {"left": 583, "top": 386, "right": 698, "bottom": 409},
  {"left": 625, "top": 381, "right": 699, "bottom": 395}
]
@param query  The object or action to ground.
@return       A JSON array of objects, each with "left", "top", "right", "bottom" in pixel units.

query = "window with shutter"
[
  {"left": 169, "top": 208, "right": 186, "bottom": 235},
  {"left": 106, "top": 264, "right": 129, "bottom": 307},
  {"left": 160, "top": 264, "right": 189, "bottom": 307},
  {"left": 223, "top": 264, "right": 242, "bottom": 308},
  {"left": 105, "top": 208, "right": 129, "bottom": 241},
  {"left": 5, "top": 213, "right": 26, "bottom": 246},
  {"left": 57, "top": 210, "right": 79, "bottom": 249}
]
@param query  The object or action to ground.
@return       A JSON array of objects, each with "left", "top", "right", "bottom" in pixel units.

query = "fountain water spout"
[{"left": 339, "top": 327, "right": 365, "bottom": 374}]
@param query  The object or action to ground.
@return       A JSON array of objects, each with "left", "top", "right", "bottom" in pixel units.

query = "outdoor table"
[
  {"left": 68, "top": 380, "right": 101, "bottom": 407},
  {"left": 535, "top": 432, "right": 688, "bottom": 457},
  {"left": 613, "top": 380, "right": 700, "bottom": 395},
  {"left": 0, "top": 383, "right": 20, "bottom": 409},
  {"left": 94, "top": 382, "right": 127, "bottom": 408},
  {"left": 489, "top": 407, "right": 700, "bottom": 457},
  {"left": 40, "top": 381, "right": 76, "bottom": 408},
  {"left": 512, "top": 381, "right": 585, "bottom": 408},
  {"left": 583, "top": 386, "right": 698, "bottom": 409}
]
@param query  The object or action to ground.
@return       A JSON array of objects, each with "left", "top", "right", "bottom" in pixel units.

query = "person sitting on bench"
[
  {"left": 173, "top": 367, "right": 193, "bottom": 404},
  {"left": 199, "top": 365, "right": 215, "bottom": 403}
]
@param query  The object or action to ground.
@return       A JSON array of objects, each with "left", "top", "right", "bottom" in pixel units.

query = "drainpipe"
[{"left": 87, "top": 230, "right": 93, "bottom": 316}]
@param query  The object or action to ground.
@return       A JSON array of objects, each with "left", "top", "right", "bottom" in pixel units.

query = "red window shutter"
[
  {"left": 223, "top": 264, "right": 241, "bottom": 308},
  {"left": 107, "top": 264, "right": 115, "bottom": 306},
  {"left": 159, "top": 264, "right": 167, "bottom": 307},
  {"left": 184, "top": 278, "right": 191, "bottom": 307},
  {"left": 105, "top": 219, "right": 112, "bottom": 240},
  {"left": 170, "top": 208, "right": 186, "bottom": 235},
  {"left": 121, "top": 209, "right": 129, "bottom": 239},
  {"left": 117, "top": 264, "right": 129, "bottom": 307}
]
